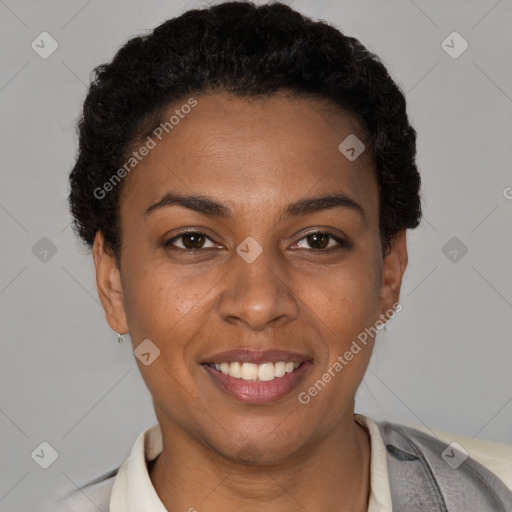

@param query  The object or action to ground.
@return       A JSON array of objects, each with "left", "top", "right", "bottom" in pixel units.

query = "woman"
[{"left": 56, "top": 1, "right": 512, "bottom": 510}]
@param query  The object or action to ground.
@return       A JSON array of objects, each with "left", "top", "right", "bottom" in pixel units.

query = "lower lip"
[{"left": 202, "top": 362, "right": 312, "bottom": 404}]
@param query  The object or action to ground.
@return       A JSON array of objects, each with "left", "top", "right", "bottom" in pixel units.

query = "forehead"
[{"left": 121, "top": 92, "right": 378, "bottom": 221}]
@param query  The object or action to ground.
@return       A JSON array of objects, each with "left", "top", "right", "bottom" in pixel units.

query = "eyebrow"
[{"left": 144, "top": 191, "right": 365, "bottom": 221}]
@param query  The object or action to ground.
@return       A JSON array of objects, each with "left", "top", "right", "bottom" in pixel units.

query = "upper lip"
[{"left": 202, "top": 348, "right": 312, "bottom": 365}]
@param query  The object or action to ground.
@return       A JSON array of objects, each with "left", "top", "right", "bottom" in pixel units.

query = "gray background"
[{"left": 1, "top": 0, "right": 511, "bottom": 510}]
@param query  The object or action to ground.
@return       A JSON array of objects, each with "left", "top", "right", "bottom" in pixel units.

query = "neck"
[{"left": 149, "top": 413, "right": 371, "bottom": 512}]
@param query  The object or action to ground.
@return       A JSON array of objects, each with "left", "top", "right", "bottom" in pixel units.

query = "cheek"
[
  {"left": 120, "top": 260, "right": 207, "bottom": 404},
  {"left": 315, "top": 258, "right": 381, "bottom": 330},
  {"left": 121, "top": 253, "right": 198, "bottom": 332},
  {"left": 120, "top": 254, "right": 226, "bottom": 383},
  {"left": 309, "top": 255, "right": 381, "bottom": 373}
]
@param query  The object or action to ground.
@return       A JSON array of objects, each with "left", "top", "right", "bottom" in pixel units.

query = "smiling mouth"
[
  {"left": 205, "top": 361, "right": 302, "bottom": 382},
  {"left": 200, "top": 348, "right": 313, "bottom": 403}
]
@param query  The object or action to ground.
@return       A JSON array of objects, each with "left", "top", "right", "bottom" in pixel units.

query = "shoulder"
[
  {"left": 51, "top": 468, "right": 119, "bottom": 512},
  {"left": 398, "top": 422, "right": 512, "bottom": 492},
  {"left": 375, "top": 418, "right": 512, "bottom": 510},
  {"left": 419, "top": 424, "right": 512, "bottom": 491},
  {"left": 50, "top": 423, "right": 161, "bottom": 511}
]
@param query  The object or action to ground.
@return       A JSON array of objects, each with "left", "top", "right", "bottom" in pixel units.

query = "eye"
[
  {"left": 292, "top": 231, "right": 350, "bottom": 251},
  {"left": 163, "top": 230, "right": 350, "bottom": 252},
  {"left": 163, "top": 230, "right": 218, "bottom": 250}
]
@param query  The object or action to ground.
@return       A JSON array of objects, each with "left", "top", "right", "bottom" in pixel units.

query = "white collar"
[{"left": 110, "top": 413, "right": 393, "bottom": 511}]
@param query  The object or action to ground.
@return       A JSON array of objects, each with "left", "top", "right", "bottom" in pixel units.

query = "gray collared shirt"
[{"left": 53, "top": 414, "right": 512, "bottom": 511}]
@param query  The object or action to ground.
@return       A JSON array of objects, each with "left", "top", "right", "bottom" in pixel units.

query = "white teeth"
[
  {"left": 274, "top": 361, "right": 286, "bottom": 377},
  {"left": 230, "top": 361, "right": 242, "bottom": 378},
  {"left": 258, "top": 363, "right": 275, "bottom": 381},
  {"left": 210, "top": 361, "right": 302, "bottom": 381},
  {"left": 241, "top": 362, "right": 258, "bottom": 380}
]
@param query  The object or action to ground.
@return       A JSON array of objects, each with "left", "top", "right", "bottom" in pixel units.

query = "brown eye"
[
  {"left": 181, "top": 232, "right": 205, "bottom": 249},
  {"left": 306, "top": 232, "right": 329, "bottom": 249},
  {"left": 294, "top": 231, "right": 349, "bottom": 251},
  {"left": 164, "top": 231, "right": 216, "bottom": 250}
]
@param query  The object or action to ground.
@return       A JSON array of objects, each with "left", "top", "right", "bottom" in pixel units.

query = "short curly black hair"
[{"left": 69, "top": 0, "right": 421, "bottom": 265}]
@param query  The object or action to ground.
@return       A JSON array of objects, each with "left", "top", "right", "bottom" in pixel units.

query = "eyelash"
[{"left": 163, "top": 230, "right": 351, "bottom": 253}]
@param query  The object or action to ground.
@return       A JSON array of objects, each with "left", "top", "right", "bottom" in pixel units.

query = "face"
[{"left": 94, "top": 91, "right": 407, "bottom": 464}]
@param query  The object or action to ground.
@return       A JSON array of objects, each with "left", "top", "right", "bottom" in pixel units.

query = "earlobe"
[
  {"left": 92, "top": 232, "right": 128, "bottom": 334},
  {"left": 378, "top": 230, "right": 408, "bottom": 315}
]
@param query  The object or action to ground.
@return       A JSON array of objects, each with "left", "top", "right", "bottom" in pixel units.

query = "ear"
[
  {"left": 92, "top": 232, "right": 128, "bottom": 334},
  {"left": 378, "top": 230, "right": 408, "bottom": 316}
]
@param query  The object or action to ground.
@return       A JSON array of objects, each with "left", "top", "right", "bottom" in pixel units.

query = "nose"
[{"left": 218, "top": 245, "right": 299, "bottom": 331}]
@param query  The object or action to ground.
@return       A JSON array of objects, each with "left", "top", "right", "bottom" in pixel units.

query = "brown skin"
[{"left": 93, "top": 91, "right": 408, "bottom": 511}]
